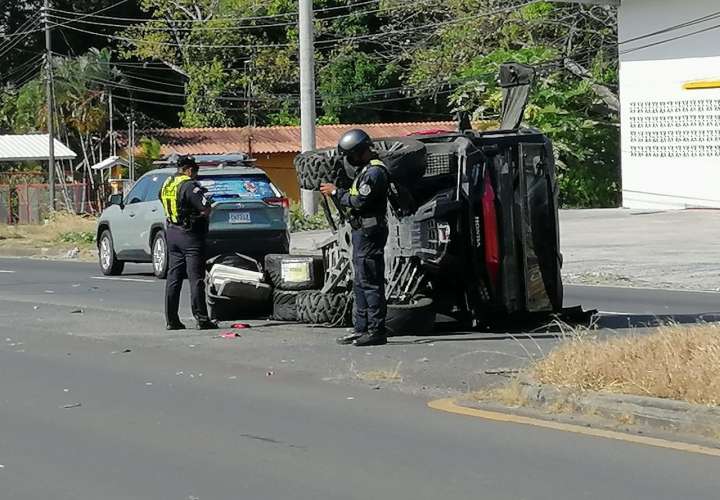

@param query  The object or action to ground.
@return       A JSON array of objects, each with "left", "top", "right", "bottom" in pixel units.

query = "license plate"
[{"left": 228, "top": 212, "right": 251, "bottom": 224}]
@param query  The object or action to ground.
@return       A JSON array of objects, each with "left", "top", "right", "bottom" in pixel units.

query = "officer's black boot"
[
  {"left": 166, "top": 321, "right": 186, "bottom": 331},
  {"left": 336, "top": 332, "right": 364, "bottom": 345},
  {"left": 196, "top": 319, "right": 219, "bottom": 330},
  {"left": 353, "top": 332, "right": 387, "bottom": 347}
]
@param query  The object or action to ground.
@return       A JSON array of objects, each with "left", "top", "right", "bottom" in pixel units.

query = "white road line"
[
  {"left": 0, "top": 270, "right": 16, "bottom": 273},
  {"left": 91, "top": 276, "right": 156, "bottom": 283}
]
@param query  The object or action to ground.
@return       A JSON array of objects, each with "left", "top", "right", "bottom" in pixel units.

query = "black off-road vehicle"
[{"left": 289, "top": 63, "right": 563, "bottom": 334}]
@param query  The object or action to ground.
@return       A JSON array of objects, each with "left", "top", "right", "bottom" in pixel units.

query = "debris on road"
[
  {"left": 266, "top": 371, "right": 274, "bottom": 376},
  {"left": 484, "top": 368, "right": 520, "bottom": 376},
  {"left": 111, "top": 349, "right": 132, "bottom": 354},
  {"left": 62, "top": 402, "right": 82, "bottom": 409},
  {"left": 70, "top": 309, "right": 83, "bottom": 314},
  {"left": 65, "top": 247, "right": 80, "bottom": 259},
  {"left": 219, "top": 332, "right": 241, "bottom": 339},
  {"left": 231, "top": 323, "right": 251, "bottom": 329}
]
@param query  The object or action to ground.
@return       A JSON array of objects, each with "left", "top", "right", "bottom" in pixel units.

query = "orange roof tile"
[{"left": 142, "top": 122, "right": 461, "bottom": 156}]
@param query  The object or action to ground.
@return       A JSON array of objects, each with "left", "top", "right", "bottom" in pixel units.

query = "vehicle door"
[
  {"left": 114, "top": 176, "right": 152, "bottom": 258},
  {"left": 140, "top": 173, "right": 170, "bottom": 254}
]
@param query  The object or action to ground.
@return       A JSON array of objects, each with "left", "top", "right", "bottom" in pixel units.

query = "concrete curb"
[{"left": 461, "top": 376, "right": 720, "bottom": 440}]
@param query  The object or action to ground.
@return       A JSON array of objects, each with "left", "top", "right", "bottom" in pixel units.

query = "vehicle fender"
[{"left": 149, "top": 223, "right": 166, "bottom": 251}]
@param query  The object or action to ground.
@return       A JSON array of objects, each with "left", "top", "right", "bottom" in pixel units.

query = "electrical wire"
[
  {"left": 50, "top": 0, "right": 540, "bottom": 51},
  {"left": 47, "top": 0, "right": 384, "bottom": 24},
  {"left": 620, "top": 20, "right": 720, "bottom": 55}
]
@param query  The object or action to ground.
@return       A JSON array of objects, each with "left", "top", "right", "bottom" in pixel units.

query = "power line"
[
  {"left": 47, "top": 0, "right": 384, "bottom": 24},
  {"left": 620, "top": 20, "right": 720, "bottom": 55},
  {"left": 50, "top": 0, "right": 540, "bottom": 51},
  {"left": 619, "top": 10, "right": 720, "bottom": 45},
  {"left": 47, "top": 0, "right": 432, "bottom": 33}
]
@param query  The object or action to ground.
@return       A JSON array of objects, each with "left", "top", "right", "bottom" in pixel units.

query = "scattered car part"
[
  {"left": 386, "top": 296, "right": 436, "bottom": 337},
  {"left": 205, "top": 254, "right": 272, "bottom": 320},
  {"left": 264, "top": 254, "right": 324, "bottom": 291},
  {"left": 296, "top": 290, "right": 353, "bottom": 327},
  {"left": 271, "top": 289, "right": 301, "bottom": 321}
]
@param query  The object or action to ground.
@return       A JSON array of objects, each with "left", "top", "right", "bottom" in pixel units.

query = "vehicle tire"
[
  {"left": 296, "top": 290, "right": 353, "bottom": 327},
  {"left": 98, "top": 229, "right": 124, "bottom": 276},
  {"left": 373, "top": 137, "right": 427, "bottom": 186},
  {"left": 151, "top": 231, "right": 168, "bottom": 279},
  {"left": 294, "top": 148, "right": 344, "bottom": 191},
  {"left": 386, "top": 296, "right": 436, "bottom": 336},
  {"left": 272, "top": 290, "right": 301, "bottom": 321},
  {"left": 264, "top": 254, "right": 324, "bottom": 291}
]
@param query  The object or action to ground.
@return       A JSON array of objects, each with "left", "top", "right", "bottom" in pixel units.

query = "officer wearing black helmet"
[
  {"left": 320, "top": 129, "right": 389, "bottom": 347},
  {"left": 159, "top": 156, "right": 218, "bottom": 331}
]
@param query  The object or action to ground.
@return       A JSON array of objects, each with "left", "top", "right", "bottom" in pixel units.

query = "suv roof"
[{"left": 149, "top": 166, "right": 268, "bottom": 177}]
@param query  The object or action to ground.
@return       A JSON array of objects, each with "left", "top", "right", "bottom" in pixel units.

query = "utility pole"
[
  {"left": 299, "top": 0, "right": 317, "bottom": 214},
  {"left": 43, "top": 0, "right": 56, "bottom": 211},
  {"left": 108, "top": 89, "right": 115, "bottom": 156}
]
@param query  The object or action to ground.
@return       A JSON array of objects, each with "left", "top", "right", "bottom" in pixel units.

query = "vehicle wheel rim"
[
  {"left": 100, "top": 237, "right": 111, "bottom": 270},
  {"left": 153, "top": 237, "right": 165, "bottom": 274}
]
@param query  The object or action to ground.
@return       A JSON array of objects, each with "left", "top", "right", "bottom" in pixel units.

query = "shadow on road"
[{"left": 595, "top": 312, "right": 720, "bottom": 329}]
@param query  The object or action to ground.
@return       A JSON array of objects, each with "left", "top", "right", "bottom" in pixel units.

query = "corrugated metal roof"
[
  {"left": 0, "top": 134, "right": 76, "bottom": 161},
  {"left": 142, "top": 122, "right": 463, "bottom": 156},
  {"left": 90, "top": 155, "right": 128, "bottom": 171}
]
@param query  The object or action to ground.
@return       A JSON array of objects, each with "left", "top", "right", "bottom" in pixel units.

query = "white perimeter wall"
[{"left": 619, "top": 0, "right": 720, "bottom": 209}]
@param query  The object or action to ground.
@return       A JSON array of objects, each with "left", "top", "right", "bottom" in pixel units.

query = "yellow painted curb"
[
  {"left": 683, "top": 80, "right": 720, "bottom": 90},
  {"left": 428, "top": 398, "right": 720, "bottom": 458}
]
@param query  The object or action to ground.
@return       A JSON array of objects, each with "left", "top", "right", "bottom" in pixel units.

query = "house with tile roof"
[{"left": 139, "top": 121, "right": 467, "bottom": 201}]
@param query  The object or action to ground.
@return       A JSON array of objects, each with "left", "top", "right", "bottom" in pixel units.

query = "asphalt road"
[
  {"left": 3, "top": 257, "right": 720, "bottom": 317},
  {"left": 1, "top": 258, "right": 719, "bottom": 499}
]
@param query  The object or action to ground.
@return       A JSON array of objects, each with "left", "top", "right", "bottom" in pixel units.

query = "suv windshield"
[{"left": 197, "top": 175, "right": 277, "bottom": 200}]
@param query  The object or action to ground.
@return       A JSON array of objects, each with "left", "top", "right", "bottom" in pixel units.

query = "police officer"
[
  {"left": 160, "top": 156, "right": 218, "bottom": 330},
  {"left": 320, "top": 129, "right": 389, "bottom": 347}
]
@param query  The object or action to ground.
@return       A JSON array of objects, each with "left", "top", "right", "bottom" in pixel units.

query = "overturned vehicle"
[{"left": 208, "top": 63, "right": 564, "bottom": 335}]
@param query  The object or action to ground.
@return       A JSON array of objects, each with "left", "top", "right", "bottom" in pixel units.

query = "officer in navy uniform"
[
  {"left": 320, "top": 129, "right": 389, "bottom": 347},
  {"left": 160, "top": 156, "right": 218, "bottom": 331}
]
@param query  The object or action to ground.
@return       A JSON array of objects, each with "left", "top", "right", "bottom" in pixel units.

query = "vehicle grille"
[{"left": 424, "top": 152, "right": 456, "bottom": 177}]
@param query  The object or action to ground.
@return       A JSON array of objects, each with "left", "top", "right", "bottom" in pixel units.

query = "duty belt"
[{"left": 350, "top": 215, "right": 386, "bottom": 230}]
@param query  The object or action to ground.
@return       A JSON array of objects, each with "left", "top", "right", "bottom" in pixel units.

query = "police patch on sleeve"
[{"left": 359, "top": 183, "right": 371, "bottom": 196}]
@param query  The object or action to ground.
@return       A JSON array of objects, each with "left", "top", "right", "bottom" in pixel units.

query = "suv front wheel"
[
  {"left": 152, "top": 231, "right": 168, "bottom": 279},
  {"left": 98, "top": 229, "right": 125, "bottom": 276}
]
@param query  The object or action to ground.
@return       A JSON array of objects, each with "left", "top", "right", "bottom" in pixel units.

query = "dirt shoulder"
[{"left": 0, "top": 213, "right": 97, "bottom": 261}]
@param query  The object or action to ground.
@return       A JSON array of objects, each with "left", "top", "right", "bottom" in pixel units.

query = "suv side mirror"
[{"left": 108, "top": 193, "right": 124, "bottom": 207}]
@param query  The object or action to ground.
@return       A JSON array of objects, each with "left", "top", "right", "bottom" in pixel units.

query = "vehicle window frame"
[
  {"left": 141, "top": 173, "right": 170, "bottom": 202},
  {"left": 124, "top": 176, "right": 152, "bottom": 205}
]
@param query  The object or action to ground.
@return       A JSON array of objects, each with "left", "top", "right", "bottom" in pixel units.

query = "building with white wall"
[{"left": 616, "top": 0, "right": 720, "bottom": 208}]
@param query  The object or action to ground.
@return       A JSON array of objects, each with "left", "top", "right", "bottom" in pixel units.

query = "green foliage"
[
  {"left": 135, "top": 136, "right": 163, "bottom": 177},
  {"left": 318, "top": 51, "right": 398, "bottom": 122},
  {"left": 288, "top": 201, "right": 330, "bottom": 233},
  {"left": 180, "top": 61, "right": 234, "bottom": 127},
  {"left": 57, "top": 231, "right": 96, "bottom": 244}
]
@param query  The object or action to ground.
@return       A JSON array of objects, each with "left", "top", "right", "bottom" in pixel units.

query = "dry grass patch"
[
  {"left": 0, "top": 212, "right": 96, "bottom": 247},
  {"left": 472, "top": 378, "right": 528, "bottom": 407},
  {"left": 356, "top": 362, "right": 403, "bottom": 383},
  {"left": 533, "top": 323, "right": 720, "bottom": 406}
]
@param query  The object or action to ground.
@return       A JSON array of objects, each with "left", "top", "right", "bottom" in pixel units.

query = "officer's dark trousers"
[
  {"left": 165, "top": 224, "right": 209, "bottom": 324},
  {"left": 351, "top": 225, "right": 388, "bottom": 335}
]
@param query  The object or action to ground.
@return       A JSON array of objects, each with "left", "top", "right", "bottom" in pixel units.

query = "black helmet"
[
  {"left": 337, "top": 129, "right": 373, "bottom": 166},
  {"left": 177, "top": 155, "right": 198, "bottom": 172}
]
